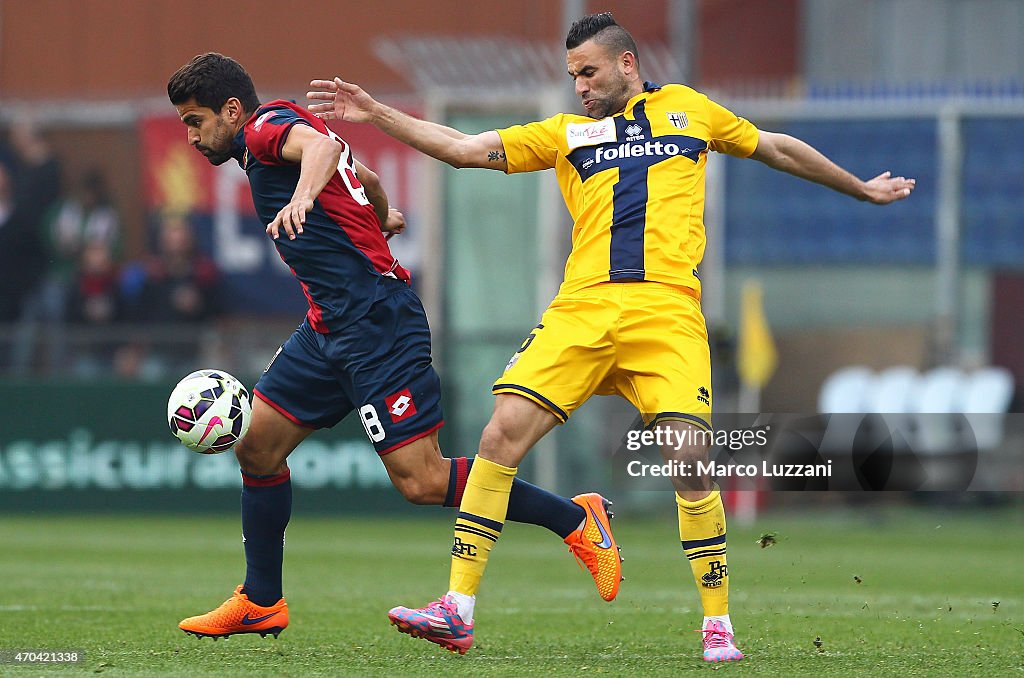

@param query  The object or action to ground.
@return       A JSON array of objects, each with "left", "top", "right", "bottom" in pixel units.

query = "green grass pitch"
[{"left": 1, "top": 505, "right": 1021, "bottom": 676}]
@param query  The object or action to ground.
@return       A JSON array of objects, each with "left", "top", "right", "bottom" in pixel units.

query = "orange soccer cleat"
[
  {"left": 179, "top": 585, "right": 288, "bottom": 640},
  {"left": 564, "top": 493, "right": 624, "bottom": 602}
]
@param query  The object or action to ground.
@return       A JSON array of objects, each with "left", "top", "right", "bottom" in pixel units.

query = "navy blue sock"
[
  {"left": 444, "top": 457, "right": 585, "bottom": 539},
  {"left": 240, "top": 469, "right": 292, "bottom": 607}
]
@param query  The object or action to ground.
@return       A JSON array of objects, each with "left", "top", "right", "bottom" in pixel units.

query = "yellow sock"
[
  {"left": 449, "top": 456, "right": 517, "bottom": 595},
  {"left": 677, "top": 488, "right": 729, "bottom": 616}
]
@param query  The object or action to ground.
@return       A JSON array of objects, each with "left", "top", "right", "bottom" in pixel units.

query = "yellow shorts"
[{"left": 493, "top": 282, "right": 712, "bottom": 431}]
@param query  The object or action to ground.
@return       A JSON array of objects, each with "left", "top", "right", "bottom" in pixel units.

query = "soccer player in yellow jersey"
[{"left": 309, "top": 12, "right": 915, "bottom": 661}]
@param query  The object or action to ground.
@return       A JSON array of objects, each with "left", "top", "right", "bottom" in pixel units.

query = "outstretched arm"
[
  {"left": 308, "top": 77, "right": 508, "bottom": 171},
  {"left": 750, "top": 130, "right": 916, "bottom": 204}
]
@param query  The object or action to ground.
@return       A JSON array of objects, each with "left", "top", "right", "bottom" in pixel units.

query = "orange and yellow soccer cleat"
[
  {"left": 179, "top": 585, "right": 288, "bottom": 640},
  {"left": 564, "top": 493, "right": 624, "bottom": 602}
]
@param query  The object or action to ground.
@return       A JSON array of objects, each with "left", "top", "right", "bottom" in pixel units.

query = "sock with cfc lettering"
[{"left": 448, "top": 457, "right": 517, "bottom": 596}]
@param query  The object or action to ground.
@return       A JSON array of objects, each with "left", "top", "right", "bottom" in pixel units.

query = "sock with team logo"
[
  {"left": 240, "top": 469, "right": 292, "bottom": 607},
  {"left": 449, "top": 457, "right": 517, "bottom": 596},
  {"left": 677, "top": 487, "right": 729, "bottom": 616},
  {"left": 444, "top": 457, "right": 585, "bottom": 539}
]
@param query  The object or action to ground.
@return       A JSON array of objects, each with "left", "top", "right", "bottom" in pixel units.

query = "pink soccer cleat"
[
  {"left": 388, "top": 595, "right": 475, "bottom": 654},
  {"left": 700, "top": 619, "right": 744, "bottom": 662}
]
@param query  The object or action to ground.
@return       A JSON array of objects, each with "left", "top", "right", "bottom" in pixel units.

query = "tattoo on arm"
[{"left": 487, "top": 150, "right": 506, "bottom": 162}]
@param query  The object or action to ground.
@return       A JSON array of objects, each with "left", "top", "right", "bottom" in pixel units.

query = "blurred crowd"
[{"left": 0, "top": 119, "right": 222, "bottom": 379}]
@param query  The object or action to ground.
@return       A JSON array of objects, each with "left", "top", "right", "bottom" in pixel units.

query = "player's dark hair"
[
  {"left": 565, "top": 12, "right": 640, "bottom": 66},
  {"left": 167, "top": 53, "right": 260, "bottom": 114}
]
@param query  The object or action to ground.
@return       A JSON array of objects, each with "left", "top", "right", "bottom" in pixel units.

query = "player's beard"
[
  {"left": 196, "top": 119, "right": 235, "bottom": 166},
  {"left": 584, "top": 74, "right": 633, "bottom": 119}
]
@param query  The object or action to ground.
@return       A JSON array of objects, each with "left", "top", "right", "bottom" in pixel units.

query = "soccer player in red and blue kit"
[{"left": 166, "top": 53, "right": 622, "bottom": 641}]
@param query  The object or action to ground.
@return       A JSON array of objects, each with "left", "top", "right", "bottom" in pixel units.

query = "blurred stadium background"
[
  {"left": 2, "top": 1, "right": 1022, "bottom": 674},
  {"left": 2, "top": 0, "right": 1022, "bottom": 510},
  {"left": 1, "top": 1, "right": 1023, "bottom": 668}
]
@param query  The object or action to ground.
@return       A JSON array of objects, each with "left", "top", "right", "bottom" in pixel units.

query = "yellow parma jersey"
[{"left": 497, "top": 82, "right": 760, "bottom": 295}]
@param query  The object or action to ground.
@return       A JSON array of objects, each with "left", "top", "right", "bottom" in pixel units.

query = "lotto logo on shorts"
[{"left": 385, "top": 388, "right": 418, "bottom": 423}]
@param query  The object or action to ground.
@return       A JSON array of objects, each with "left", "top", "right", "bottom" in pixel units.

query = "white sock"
[
  {"left": 704, "top": 614, "right": 733, "bottom": 635},
  {"left": 447, "top": 590, "right": 475, "bottom": 624}
]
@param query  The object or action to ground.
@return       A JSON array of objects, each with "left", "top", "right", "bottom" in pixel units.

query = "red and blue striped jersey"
[{"left": 233, "top": 99, "right": 409, "bottom": 333}]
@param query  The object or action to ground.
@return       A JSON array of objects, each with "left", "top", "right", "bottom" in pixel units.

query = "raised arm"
[
  {"left": 308, "top": 77, "right": 508, "bottom": 171},
  {"left": 749, "top": 130, "right": 916, "bottom": 204},
  {"left": 266, "top": 123, "right": 342, "bottom": 239}
]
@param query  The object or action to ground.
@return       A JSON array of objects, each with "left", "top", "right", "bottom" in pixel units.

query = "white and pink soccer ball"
[{"left": 167, "top": 369, "right": 251, "bottom": 454}]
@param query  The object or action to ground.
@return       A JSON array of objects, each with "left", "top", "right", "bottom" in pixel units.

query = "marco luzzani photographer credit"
[
  {"left": 615, "top": 414, "right": 1021, "bottom": 492},
  {"left": 623, "top": 424, "right": 833, "bottom": 479}
]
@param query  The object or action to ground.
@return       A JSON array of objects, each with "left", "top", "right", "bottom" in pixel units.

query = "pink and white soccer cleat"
[
  {"left": 700, "top": 619, "right": 744, "bottom": 662},
  {"left": 388, "top": 595, "right": 475, "bottom": 654}
]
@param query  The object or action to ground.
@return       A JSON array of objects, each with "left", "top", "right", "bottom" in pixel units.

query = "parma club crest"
[{"left": 667, "top": 112, "right": 688, "bottom": 129}]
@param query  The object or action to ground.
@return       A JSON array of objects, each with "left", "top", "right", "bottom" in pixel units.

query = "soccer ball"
[{"left": 167, "top": 369, "right": 251, "bottom": 454}]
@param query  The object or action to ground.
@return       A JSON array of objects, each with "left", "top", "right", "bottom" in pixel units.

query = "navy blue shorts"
[{"left": 253, "top": 280, "right": 444, "bottom": 455}]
